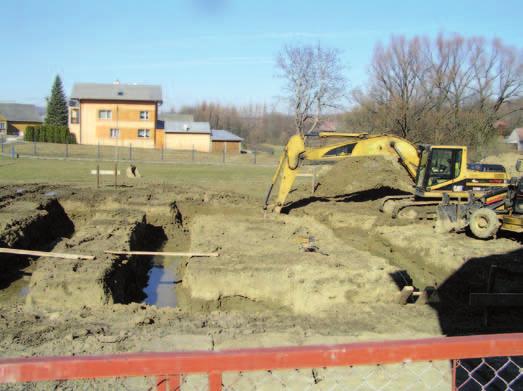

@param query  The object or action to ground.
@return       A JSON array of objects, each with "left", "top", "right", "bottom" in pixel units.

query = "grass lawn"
[{"left": 0, "top": 157, "right": 279, "bottom": 200}]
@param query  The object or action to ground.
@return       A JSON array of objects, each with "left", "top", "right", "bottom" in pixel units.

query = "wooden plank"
[
  {"left": 104, "top": 250, "right": 219, "bottom": 258},
  {"left": 0, "top": 248, "right": 95, "bottom": 260},
  {"left": 470, "top": 293, "right": 523, "bottom": 307},
  {"left": 398, "top": 285, "right": 414, "bottom": 304},
  {"left": 90, "top": 170, "right": 120, "bottom": 176}
]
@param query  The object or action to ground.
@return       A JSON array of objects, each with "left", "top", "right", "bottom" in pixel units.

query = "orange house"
[{"left": 69, "top": 82, "right": 163, "bottom": 148}]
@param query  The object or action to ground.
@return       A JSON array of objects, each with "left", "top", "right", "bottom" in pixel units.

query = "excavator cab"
[
  {"left": 415, "top": 146, "right": 464, "bottom": 192},
  {"left": 415, "top": 145, "right": 507, "bottom": 199}
]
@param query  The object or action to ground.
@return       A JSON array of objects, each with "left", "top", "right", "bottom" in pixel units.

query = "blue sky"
[{"left": 1, "top": 0, "right": 522, "bottom": 110}]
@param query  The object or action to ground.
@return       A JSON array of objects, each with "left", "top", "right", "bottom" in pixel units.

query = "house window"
[
  {"left": 0, "top": 122, "right": 5, "bottom": 130},
  {"left": 137, "top": 129, "right": 150, "bottom": 138},
  {"left": 99, "top": 110, "right": 112, "bottom": 120},
  {"left": 140, "top": 111, "right": 149, "bottom": 120},
  {"left": 70, "top": 109, "right": 79, "bottom": 124},
  {"left": 110, "top": 128, "right": 119, "bottom": 138}
]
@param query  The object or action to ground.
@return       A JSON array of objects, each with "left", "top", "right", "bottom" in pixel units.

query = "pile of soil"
[
  {"left": 481, "top": 152, "right": 521, "bottom": 177},
  {"left": 314, "top": 156, "right": 413, "bottom": 197}
]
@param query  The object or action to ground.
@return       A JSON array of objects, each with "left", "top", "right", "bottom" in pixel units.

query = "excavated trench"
[
  {"left": 0, "top": 186, "right": 412, "bottom": 315},
  {"left": 0, "top": 190, "right": 193, "bottom": 310},
  {"left": 0, "top": 197, "right": 75, "bottom": 303},
  {"left": 4, "top": 185, "right": 494, "bottom": 318},
  {"left": 108, "top": 204, "right": 189, "bottom": 308}
]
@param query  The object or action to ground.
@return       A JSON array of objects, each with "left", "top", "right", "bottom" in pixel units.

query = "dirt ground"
[{"left": 0, "top": 154, "right": 522, "bottom": 389}]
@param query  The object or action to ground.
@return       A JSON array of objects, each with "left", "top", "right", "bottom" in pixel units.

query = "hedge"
[{"left": 24, "top": 125, "right": 76, "bottom": 144}]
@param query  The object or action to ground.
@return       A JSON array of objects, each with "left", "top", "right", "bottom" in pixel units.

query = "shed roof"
[
  {"left": 164, "top": 121, "right": 211, "bottom": 134},
  {"left": 211, "top": 129, "right": 243, "bottom": 142},
  {"left": 0, "top": 103, "right": 43, "bottom": 123},
  {"left": 71, "top": 83, "right": 162, "bottom": 102}
]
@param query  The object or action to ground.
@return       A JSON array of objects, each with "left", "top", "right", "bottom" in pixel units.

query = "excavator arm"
[{"left": 263, "top": 133, "right": 420, "bottom": 213}]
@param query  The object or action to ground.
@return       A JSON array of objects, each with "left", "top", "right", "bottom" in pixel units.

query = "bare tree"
[
  {"left": 348, "top": 34, "right": 523, "bottom": 150},
  {"left": 276, "top": 43, "right": 348, "bottom": 136}
]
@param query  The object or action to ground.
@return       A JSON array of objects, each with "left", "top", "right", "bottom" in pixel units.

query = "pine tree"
[{"left": 45, "top": 75, "right": 69, "bottom": 126}]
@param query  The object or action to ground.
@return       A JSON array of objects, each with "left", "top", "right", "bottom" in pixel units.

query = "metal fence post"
[
  {"left": 311, "top": 166, "right": 316, "bottom": 195},
  {"left": 33, "top": 140, "right": 36, "bottom": 156},
  {"left": 254, "top": 146, "right": 257, "bottom": 165},
  {"left": 65, "top": 138, "right": 69, "bottom": 158},
  {"left": 96, "top": 164, "right": 100, "bottom": 189},
  {"left": 161, "top": 145, "right": 164, "bottom": 161},
  {"left": 114, "top": 162, "right": 118, "bottom": 189},
  {"left": 129, "top": 143, "right": 132, "bottom": 161},
  {"left": 11, "top": 144, "right": 15, "bottom": 159},
  {"left": 97, "top": 142, "right": 101, "bottom": 160}
]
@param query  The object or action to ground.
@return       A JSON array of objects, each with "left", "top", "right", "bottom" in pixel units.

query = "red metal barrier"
[{"left": 0, "top": 333, "right": 522, "bottom": 390}]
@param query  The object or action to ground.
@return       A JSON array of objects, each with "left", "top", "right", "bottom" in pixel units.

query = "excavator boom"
[{"left": 264, "top": 132, "right": 420, "bottom": 212}]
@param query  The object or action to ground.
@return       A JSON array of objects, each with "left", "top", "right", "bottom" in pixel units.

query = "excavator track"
[{"left": 381, "top": 196, "right": 440, "bottom": 219}]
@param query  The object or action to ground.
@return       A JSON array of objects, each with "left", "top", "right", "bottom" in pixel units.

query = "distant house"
[
  {"left": 494, "top": 120, "right": 509, "bottom": 136},
  {"left": 0, "top": 103, "right": 43, "bottom": 138},
  {"left": 162, "top": 120, "right": 212, "bottom": 152},
  {"left": 317, "top": 119, "right": 338, "bottom": 132},
  {"left": 505, "top": 128, "right": 523, "bottom": 151},
  {"left": 69, "top": 82, "right": 163, "bottom": 148},
  {"left": 211, "top": 129, "right": 243, "bottom": 153}
]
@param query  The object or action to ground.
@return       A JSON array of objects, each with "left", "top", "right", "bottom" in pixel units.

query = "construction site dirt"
[{"left": 0, "top": 154, "right": 522, "bottom": 389}]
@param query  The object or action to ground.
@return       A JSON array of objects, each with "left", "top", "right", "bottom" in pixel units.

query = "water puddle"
[
  {"left": 142, "top": 246, "right": 181, "bottom": 307},
  {"left": 0, "top": 263, "right": 34, "bottom": 304}
]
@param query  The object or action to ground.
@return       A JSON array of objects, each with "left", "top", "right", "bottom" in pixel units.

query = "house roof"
[
  {"left": 0, "top": 103, "right": 43, "bottom": 123},
  {"left": 506, "top": 128, "right": 523, "bottom": 143},
  {"left": 71, "top": 83, "right": 162, "bottom": 102},
  {"left": 163, "top": 120, "right": 211, "bottom": 134},
  {"left": 160, "top": 113, "right": 194, "bottom": 122},
  {"left": 211, "top": 129, "right": 243, "bottom": 142}
]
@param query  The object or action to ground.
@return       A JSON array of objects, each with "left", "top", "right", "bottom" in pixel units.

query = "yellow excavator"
[{"left": 263, "top": 132, "right": 509, "bottom": 216}]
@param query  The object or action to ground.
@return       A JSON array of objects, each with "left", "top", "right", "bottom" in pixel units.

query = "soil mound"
[
  {"left": 314, "top": 156, "right": 413, "bottom": 197},
  {"left": 480, "top": 152, "right": 521, "bottom": 177}
]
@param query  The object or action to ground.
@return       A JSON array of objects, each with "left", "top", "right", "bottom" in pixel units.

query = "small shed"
[
  {"left": 211, "top": 130, "right": 243, "bottom": 153},
  {"left": 0, "top": 103, "right": 42, "bottom": 137},
  {"left": 162, "top": 121, "right": 212, "bottom": 152},
  {"left": 505, "top": 128, "right": 523, "bottom": 151}
]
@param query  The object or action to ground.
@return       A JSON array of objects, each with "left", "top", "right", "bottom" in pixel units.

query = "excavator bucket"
[{"left": 435, "top": 203, "right": 469, "bottom": 233}]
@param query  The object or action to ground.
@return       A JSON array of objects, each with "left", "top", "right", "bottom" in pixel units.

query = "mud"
[{"left": 0, "top": 175, "right": 521, "bottom": 389}]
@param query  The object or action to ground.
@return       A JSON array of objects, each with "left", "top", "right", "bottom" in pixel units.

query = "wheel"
[{"left": 469, "top": 208, "right": 501, "bottom": 239}]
